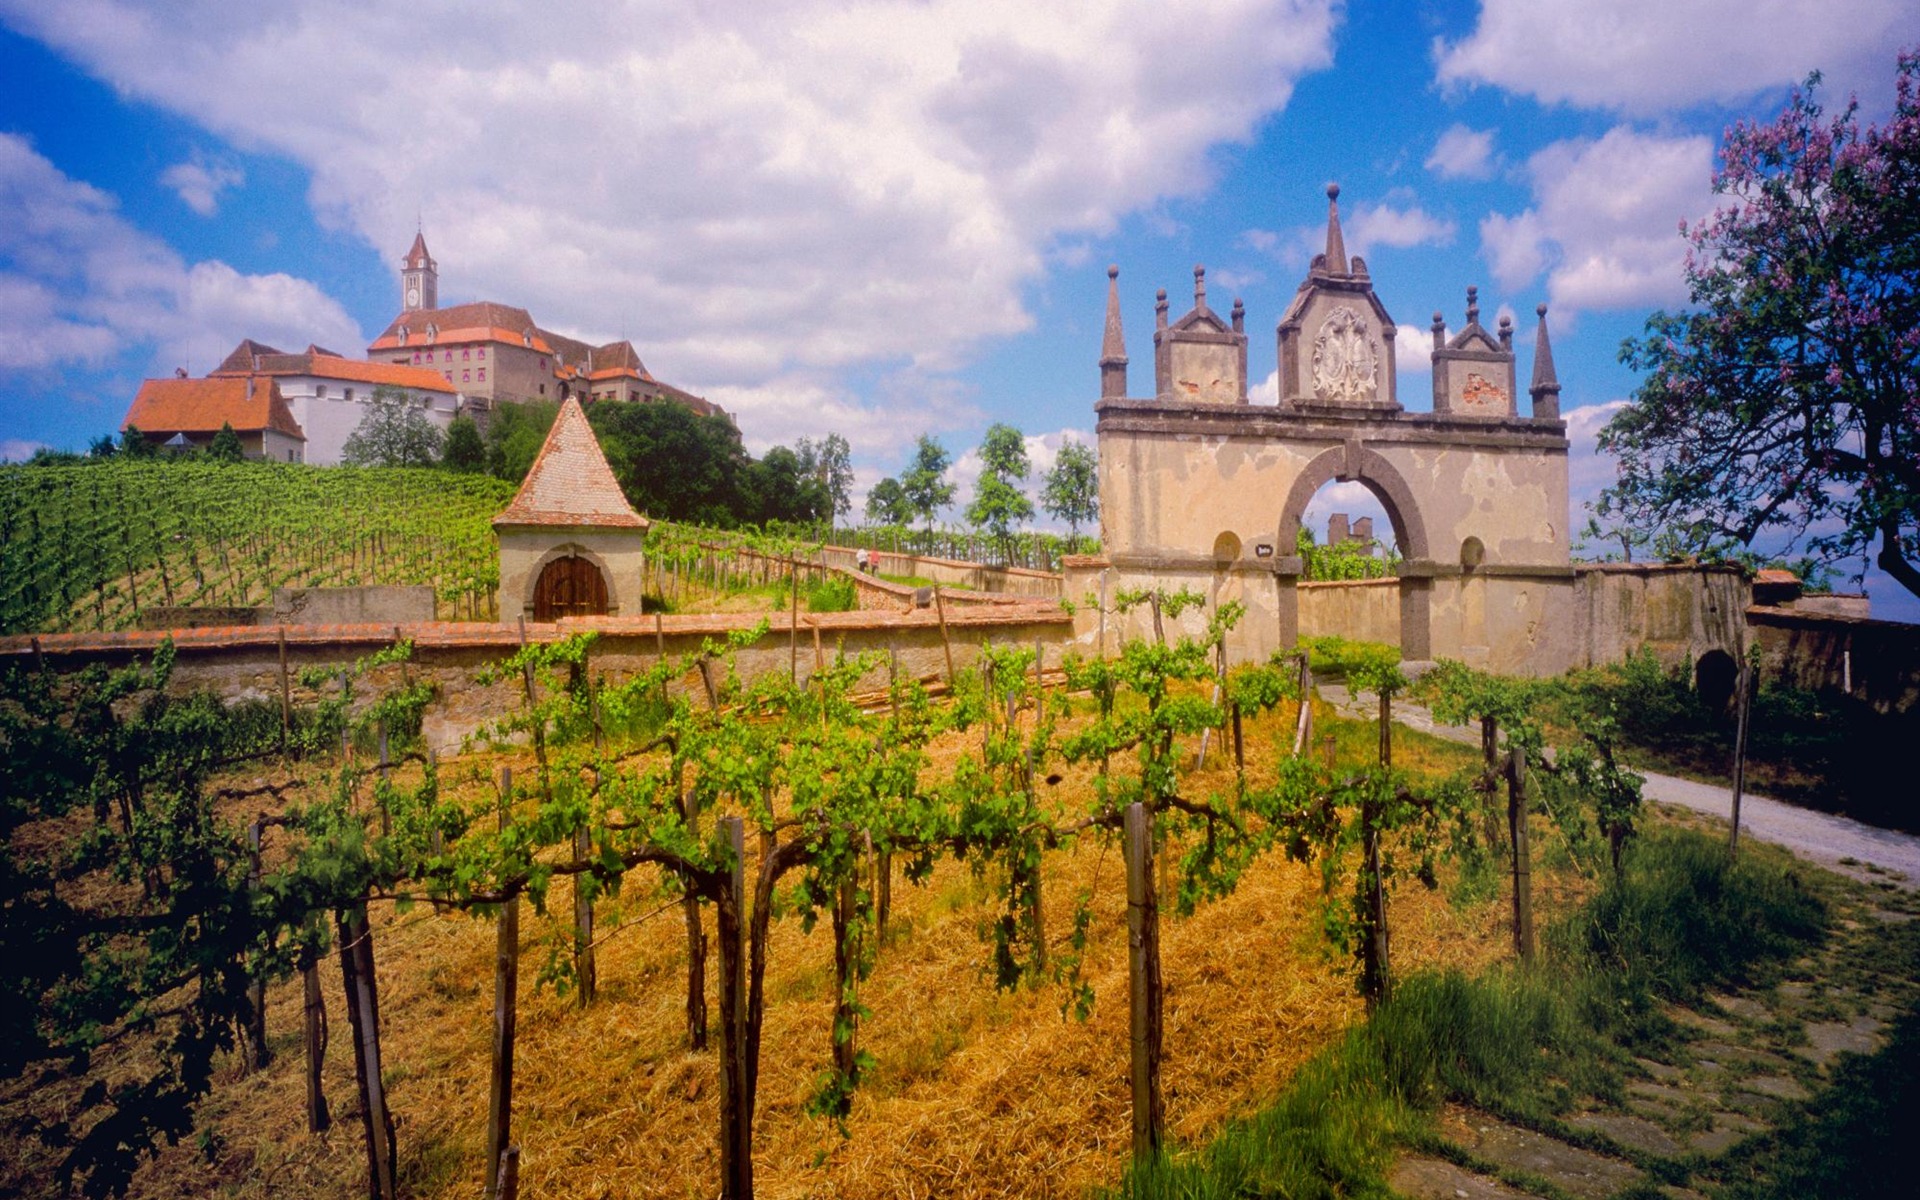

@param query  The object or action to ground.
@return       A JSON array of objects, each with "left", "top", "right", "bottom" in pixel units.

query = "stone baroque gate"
[{"left": 1072, "top": 185, "right": 1585, "bottom": 674}]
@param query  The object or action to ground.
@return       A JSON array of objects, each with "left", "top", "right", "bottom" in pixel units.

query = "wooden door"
[{"left": 532, "top": 555, "right": 609, "bottom": 621}]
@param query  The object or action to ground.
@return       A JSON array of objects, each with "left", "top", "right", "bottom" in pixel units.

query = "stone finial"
[
  {"left": 1324, "top": 182, "right": 1349, "bottom": 276},
  {"left": 1231, "top": 297, "right": 1245, "bottom": 333},
  {"left": 1431, "top": 310, "right": 1445, "bottom": 352},
  {"left": 1100, "top": 264, "right": 1129, "bottom": 399},
  {"left": 1194, "top": 264, "right": 1207, "bottom": 310},
  {"left": 1529, "top": 302, "right": 1562, "bottom": 419},
  {"left": 1497, "top": 313, "right": 1513, "bottom": 350},
  {"left": 1155, "top": 288, "right": 1169, "bottom": 331},
  {"left": 1465, "top": 285, "right": 1480, "bottom": 328}
]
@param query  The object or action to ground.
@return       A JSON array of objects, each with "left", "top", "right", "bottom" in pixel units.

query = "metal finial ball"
[
  {"left": 1108, "top": 264, "right": 1119, "bottom": 280},
  {"left": 1537, "top": 303, "right": 1549, "bottom": 317},
  {"left": 1327, "top": 182, "right": 1340, "bottom": 200}
]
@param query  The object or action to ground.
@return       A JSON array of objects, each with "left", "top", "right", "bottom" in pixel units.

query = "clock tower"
[{"left": 401, "top": 230, "right": 437, "bottom": 313}]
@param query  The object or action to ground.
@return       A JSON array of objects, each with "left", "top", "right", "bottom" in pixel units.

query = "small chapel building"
[{"left": 494, "top": 397, "right": 648, "bottom": 623}]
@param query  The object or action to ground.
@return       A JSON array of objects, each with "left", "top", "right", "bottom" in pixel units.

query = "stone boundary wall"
[
  {"left": 722, "top": 546, "right": 1034, "bottom": 612},
  {"left": 1748, "top": 604, "right": 1920, "bottom": 713},
  {"left": 817, "top": 545, "right": 1063, "bottom": 598},
  {"left": 133, "top": 586, "right": 438, "bottom": 630},
  {"left": 1, "top": 604, "right": 1073, "bottom": 754},
  {"left": 1297, "top": 578, "right": 1400, "bottom": 645}
]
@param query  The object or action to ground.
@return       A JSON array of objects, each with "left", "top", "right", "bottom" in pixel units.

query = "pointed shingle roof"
[{"left": 492, "top": 398, "right": 647, "bottom": 530}]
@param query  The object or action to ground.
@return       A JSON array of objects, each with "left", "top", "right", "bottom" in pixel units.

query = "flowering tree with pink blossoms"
[{"left": 1597, "top": 51, "right": 1920, "bottom": 598}]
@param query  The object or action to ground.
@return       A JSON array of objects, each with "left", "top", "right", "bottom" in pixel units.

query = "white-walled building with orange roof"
[
  {"left": 208, "top": 342, "right": 465, "bottom": 466},
  {"left": 122, "top": 375, "right": 307, "bottom": 462}
]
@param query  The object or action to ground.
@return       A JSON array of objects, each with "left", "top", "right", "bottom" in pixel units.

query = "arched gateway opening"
[
  {"left": 1276, "top": 443, "right": 1432, "bottom": 658},
  {"left": 533, "top": 554, "right": 610, "bottom": 621}
]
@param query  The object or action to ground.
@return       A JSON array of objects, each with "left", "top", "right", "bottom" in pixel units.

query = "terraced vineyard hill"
[{"left": 0, "top": 462, "right": 519, "bottom": 633}]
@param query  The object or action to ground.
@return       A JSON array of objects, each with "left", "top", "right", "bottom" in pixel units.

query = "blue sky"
[{"left": 1, "top": 1, "right": 1914, "bottom": 619}]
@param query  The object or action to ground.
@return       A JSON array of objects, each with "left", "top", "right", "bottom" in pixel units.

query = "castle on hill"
[{"left": 121, "top": 231, "right": 723, "bottom": 465}]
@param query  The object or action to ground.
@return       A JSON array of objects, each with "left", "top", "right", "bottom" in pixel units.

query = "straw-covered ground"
[{"left": 14, "top": 693, "right": 1602, "bottom": 1200}]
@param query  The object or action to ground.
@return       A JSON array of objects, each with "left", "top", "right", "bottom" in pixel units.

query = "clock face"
[{"left": 406, "top": 285, "right": 421, "bottom": 306}]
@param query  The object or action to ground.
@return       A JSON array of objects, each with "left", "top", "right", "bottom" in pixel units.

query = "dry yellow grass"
[{"left": 40, "top": 697, "right": 1578, "bottom": 1200}]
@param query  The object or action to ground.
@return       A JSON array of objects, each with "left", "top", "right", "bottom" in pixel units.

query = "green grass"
[{"left": 1105, "top": 826, "right": 1833, "bottom": 1199}]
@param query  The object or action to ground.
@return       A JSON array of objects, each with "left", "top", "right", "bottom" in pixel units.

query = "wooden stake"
[
  {"left": 494, "top": 1144, "right": 521, "bottom": 1200},
  {"left": 716, "top": 816, "right": 751, "bottom": 1200},
  {"left": 573, "top": 822, "right": 595, "bottom": 1007},
  {"left": 245, "top": 819, "right": 270, "bottom": 1071},
  {"left": 276, "top": 625, "right": 292, "bottom": 752},
  {"left": 1291, "top": 656, "right": 1313, "bottom": 757},
  {"left": 1124, "top": 802, "right": 1164, "bottom": 1162},
  {"left": 1378, "top": 690, "right": 1392, "bottom": 768},
  {"left": 1729, "top": 660, "right": 1752, "bottom": 854},
  {"left": 338, "top": 904, "right": 395, "bottom": 1200},
  {"left": 486, "top": 776, "right": 520, "bottom": 1200},
  {"left": 301, "top": 948, "right": 330, "bottom": 1133},
  {"left": 932, "top": 586, "right": 956, "bottom": 685},
  {"left": 789, "top": 561, "right": 800, "bottom": 684},
  {"left": 1506, "top": 748, "right": 1534, "bottom": 962}
]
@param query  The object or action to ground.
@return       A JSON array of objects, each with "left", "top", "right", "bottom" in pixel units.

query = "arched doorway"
[
  {"left": 533, "top": 554, "right": 609, "bottom": 621},
  {"left": 1276, "top": 444, "right": 1433, "bottom": 660}
]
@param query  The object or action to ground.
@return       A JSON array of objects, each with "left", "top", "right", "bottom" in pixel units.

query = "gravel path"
[{"left": 1317, "top": 684, "right": 1920, "bottom": 890}]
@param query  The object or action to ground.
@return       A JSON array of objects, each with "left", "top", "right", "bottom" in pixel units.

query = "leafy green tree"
[
  {"left": 966, "top": 424, "right": 1034, "bottom": 564},
  {"left": 1598, "top": 53, "right": 1920, "bottom": 598},
  {"left": 207, "top": 421, "right": 244, "bottom": 463},
  {"left": 797, "top": 433, "right": 854, "bottom": 522},
  {"left": 485, "top": 400, "right": 559, "bottom": 482},
  {"left": 864, "top": 476, "right": 913, "bottom": 525},
  {"left": 119, "top": 425, "right": 157, "bottom": 459},
  {"left": 441, "top": 414, "right": 486, "bottom": 472},
  {"left": 748, "top": 444, "right": 831, "bottom": 525},
  {"left": 1041, "top": 439, "right": 1099, "bottom": 542},
  {"left": 587, "top": 398, "right": 755, "bottom": 526},
  {"left": 899, "top": 434, "right": 956, "bottom": 536},
  {"left": 87, "top": 434, "right": 117, "bottom": 459},
  {"left": 342, "top": 386, "right": 445, "bottom": 468}
]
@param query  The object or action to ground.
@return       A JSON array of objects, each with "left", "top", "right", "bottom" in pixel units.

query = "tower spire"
[
  {"left": 1100, "top": 265, "right": 1129, "bottom": 400},
  {"left": 1528, "top": 303, "right": 1561, "bottom": 419},
  {"left": 1323, "top": 182, "right": 1348, "bottom": 276}
]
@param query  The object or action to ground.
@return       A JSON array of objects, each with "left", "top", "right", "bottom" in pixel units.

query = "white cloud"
[
  {"left": 1, "top": 437, "right": 50, "bottom": 461},
  {"left": 1425, "top": 124, "right": 1497, "bottom": 180},
  {"left": 1435, "top": 0, "right": 1909, "bottom": 116},
  {"left": 0, "top": 133, "right": 362, "bottom": 377},
  {"left": 1563, "top": 398, "right": 1629, "bottom": 512},
  {"left": 1347, "top": 200, "right": 1456, "bottom": 253},
  {"left": 159, "top": 156, "right": 243, "bottom": 216},
  {"left": 1, "top": 0, "right": 1342, "bottom": 392},
  {"left": 1476, "top": 127, "right": 1713, "bottom": 312},
  {"left": 1394, "top": 323, "right": 1442, "bottom": 383}
]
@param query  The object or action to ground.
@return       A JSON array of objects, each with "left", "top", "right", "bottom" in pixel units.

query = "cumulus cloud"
[
  {"left": 1476, "top": 127, "right": 1713, "bottom": 312},
  {"left": 0, "top": 133, "right": 362, "bottom": 377},
  {"left": 159, "top": 156, "right": 243, "bottom": 216},
  {"left": 1, "top": 437, "right": 50, "bottom": 461},
  {"left": 1347, "top": 200, "right": 1456, "bottom": 253},
  {"left": 1563, "top": 398, "right": 1629, "bottom": 513},
  {"left": 1435, "top": 0, "right": 1909, "bottom": 116},
  {"left": 0, "top": 0, "right": 1343, "bottom": 424},
  {"left": 1425, "top": 123, "right": 1497, "bottom": 180}
]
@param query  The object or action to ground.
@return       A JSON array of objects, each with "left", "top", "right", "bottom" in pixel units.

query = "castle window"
[
  {"left": 478, "top": 368, "right": 487, "bottom": 382},
  {"left": 462, "top": 348, "right": 470, "bottom": 360},
  {"left": 346, "top": 387, "right": 356, "bottom": 403},
  {"left": 424, "top": 350, "right": 434, "bottom": 363},
  {"left": 538, "top": 383, "right": 546, "bottom": 395},
  {"left": 412, "top": 351, "right": 421, "bottom": 364},
  {"left": 462, "top": 370, "right": 471, "bottom": 383},
  {"left": 477, "top": 347, "right": 485, "bottom": 360},
  {"left": 444, "top": 372, "right": 452, "bottom": 382},
  {"left": 316, "top": 385, "right": 327, "bottom": 399}
]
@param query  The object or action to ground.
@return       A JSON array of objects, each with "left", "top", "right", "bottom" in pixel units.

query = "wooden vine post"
[
  {"left": 682, "top": 776, "right": 709, "bottom": 1051},
  {"left": 714, "top": 816, "right": 751, "bottom": 1200},
  {"left": 1123, "top": 802, "right": 1164, "bottom": 1162},
  {"left": 1480, "top": 716, "right": 1504, "bottom": 852},
  {"left": 1359, "top": 787, "right": 1391, "bottom": 1004},
  {"left": 337, "top": 901, "right": 396, "bottom": 1200},
  {"left": 1505, "top": 748, "right": 1535, "bottom": 962},
  {"left": 1729, "top": 659, "right": 1753, "bottom": 854},
  {"left": 1291, "top": 654, "right": 1313, "bottom": 756},
  {"left": 789, "top": 561, "right": 800, "bottom": 683},
  {"left": 486, "top": 769, "right": 520, "bottom": 1200},
  {"left": 932, "top": 585, "right": 956, "bottom": 685},
  {"left": 244, "top": 819, "right": 270, "bottom": 1071},
  {"left": 300, "top": 944, "right": 330, "bottom": 1132}
]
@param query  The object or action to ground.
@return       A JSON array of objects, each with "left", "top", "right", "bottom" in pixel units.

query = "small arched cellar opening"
[
  {"left": 1695, "top": 648, "right": 1738, "bottom": 713},
  {"left": 532, "top": 553, "right": 611, "bottom": 621}
]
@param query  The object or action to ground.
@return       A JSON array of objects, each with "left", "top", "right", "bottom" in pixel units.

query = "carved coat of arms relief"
[{"left": 1311, "top": 306, "right": 1378, "bottom": 404}]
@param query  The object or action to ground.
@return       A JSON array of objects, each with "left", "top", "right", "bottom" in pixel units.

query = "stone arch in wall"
[{"left": 1275, "top": 443, "right": 1435, "bottom": 659}]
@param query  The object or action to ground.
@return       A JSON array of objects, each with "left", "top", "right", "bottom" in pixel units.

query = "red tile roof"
[
  {"left": 404, "top": 231, "right": 434, "bottom": 269},
  {"left": 493, "top": 398, "right": 646, "bottom": 530},
  {"left": 368, "top": 302, "right": 547, "bottom": 352},
  {"left": 123, "top": 377, "right": 305, "bottom": 440},
  {"left": 211, "top": 348, "right": 453, "bottom": 392},
  {"left": 215, "top": 338, "right": 285, "bottom": 374}
]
